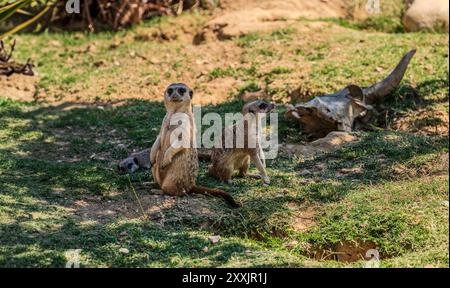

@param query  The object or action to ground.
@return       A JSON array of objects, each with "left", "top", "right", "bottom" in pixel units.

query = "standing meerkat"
[
  {"left": 150, "top": 83, "right": 239, "bottom": 207},
  {"left": 208, "top": 100, "right": 275, "bottom": 185}
]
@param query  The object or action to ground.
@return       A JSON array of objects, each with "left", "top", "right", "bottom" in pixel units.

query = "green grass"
[
  {"left": 0, "top": 11, "right": 448, "bottom": 267},
  {"left": 0, "top": 95, "right": 448, "bottom": 267}
]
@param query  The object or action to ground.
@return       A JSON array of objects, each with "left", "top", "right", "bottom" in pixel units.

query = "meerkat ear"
[{"left": 189, "top": 89, "right": 193, "bottom": 99}]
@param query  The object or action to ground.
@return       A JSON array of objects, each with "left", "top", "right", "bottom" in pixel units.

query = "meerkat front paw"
[
  {"left": 246, "top": 173, "right": 261, "bottom": 179},
  {"left": 161, "top": 154, "right": 172, "bottom": 169},
  {"left": 262, "top": 177, "right": 271, "bottom": 186}
]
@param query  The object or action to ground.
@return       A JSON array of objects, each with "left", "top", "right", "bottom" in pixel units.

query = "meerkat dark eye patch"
[
  {"left": 178, "top": 87, "right": 186, "bottom": 94},
  {"left": 127, "top": 162, "right": 133, "bottom": 170},
  {"left": 133, "top": 157, "right": 139, "bottom": 165},
  {"left": 167, "top": 88, "right": 174, "bottom": 95},
  {"left": 259, "top": 102, "right": 268, "bottom": 109},
  {"left": 189, "top": 90, "right": 193, "bottom": 98}
]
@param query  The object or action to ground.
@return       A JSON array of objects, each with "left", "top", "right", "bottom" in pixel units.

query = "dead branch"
[{"left": 0, "top": 40, "right": 35, "bottom": 77}]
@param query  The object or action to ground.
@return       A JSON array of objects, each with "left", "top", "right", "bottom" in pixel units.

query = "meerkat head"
[
  {"left": 242, "top": 100, "right": 276, "bottom": 115},
  {"left": 164, "top": 83, "right": 193, "bottom": 111},
  {"left": 118, "top": 156, "right": 140, "bottom": 174}
]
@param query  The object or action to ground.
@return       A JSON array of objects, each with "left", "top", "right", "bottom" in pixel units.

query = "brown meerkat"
[
  {"left": 208, "top": 100, "right": 276, "bottom": 185},
  {"left": 150, "top": 83, "right": 239, "bottom": 207},
  {"left": 118, "top": 149, "right": 151, "bottom": 174}
]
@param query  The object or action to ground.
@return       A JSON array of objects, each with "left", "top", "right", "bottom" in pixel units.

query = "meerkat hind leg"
[
  {"left": 238, "top": 156, "right": 260, "bottom": 179},
  {"left": 160, "top": 173, "right": 189, "bottom": 196},
  {"left": 237, "top": 156, "right": 250, "bottom": 177},
  {"left": 221, "top": 160, "right": 235, "bottom": 184},
  {"left": 250, "top": 154, "right": 270, "bottom": 185}
]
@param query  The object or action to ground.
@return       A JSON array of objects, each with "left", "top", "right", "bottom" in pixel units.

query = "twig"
[
  {"left": 191, "top": 0, "right": 200, "bottom": 10},
  {"left": 113, "top": 0, "right": 129, "bottom": 30},
  {"left": 177, "top": 0, "right": 184, "bottom": 15},
  {"left": 84, "top": 0, "right": 95, "bottom": 32},
  {"left": 0, "top": 39, "right": 15, "bottom": 63}
]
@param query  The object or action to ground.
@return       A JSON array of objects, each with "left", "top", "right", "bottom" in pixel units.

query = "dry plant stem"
[{"left": 127, "top": 175, "right": 147, "bottom": 220}]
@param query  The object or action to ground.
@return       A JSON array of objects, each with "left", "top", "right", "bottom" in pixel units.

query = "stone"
[
  {"left": 119, "top": 248, "right": 129, "bottom": 254},
  {"left": 403, "top": 0, "right": 449, "bottom": 32},
  {"left": 208, "top": 235, "right": 221, "bottom": 244}
]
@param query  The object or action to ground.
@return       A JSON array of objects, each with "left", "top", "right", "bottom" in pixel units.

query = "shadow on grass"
[
  {"left": 298, "top": 130, "right": 448, "bottom": 185},
  {"left": 1, "top": 96, "right": 448, "bottom": 267},
  {"left": 0, "top": 219, "right": 289, "bottom": 268},
  {"left": 0, "top": 97, "right": 303, "bottom": 267},
  {"left": 379, "top": 80, "right": 449, "bottom": 112}
]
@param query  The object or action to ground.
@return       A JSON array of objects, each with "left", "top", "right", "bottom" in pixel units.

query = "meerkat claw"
[{"left": 247, "top": 173, "right": 262, "bottom": 179}]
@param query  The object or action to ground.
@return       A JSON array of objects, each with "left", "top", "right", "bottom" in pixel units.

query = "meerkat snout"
[
  {"left": 118, "top": 157, "right": 139, "bottom": 174},
  {"left": 244, "top": 100, "right": 276, "bottom": 114},
  {"left": 118, "top": 149, "right": 151, "bottom": 174},
  {"left": 257, "top": 101, "right": 276, "bottom": 112}
]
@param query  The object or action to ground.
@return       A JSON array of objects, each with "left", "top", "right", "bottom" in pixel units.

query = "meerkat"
[
  {"left": 208, "top": 100, "right": 276, "bottom": 185},
  {"left": 118, "top": 149, "right": 151, "bottom": 174},
  {"left": 150, "top": 83, "right": 239, "bottom": 208}
]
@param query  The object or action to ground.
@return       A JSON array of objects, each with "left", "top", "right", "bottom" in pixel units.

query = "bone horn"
[{"left": 363, "top": 49, "right": 416, "bottom": 104}]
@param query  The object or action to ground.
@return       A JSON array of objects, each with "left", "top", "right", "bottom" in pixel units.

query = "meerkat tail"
[{"left": 190, "top": 186, "right": 240, "bottom": 208}]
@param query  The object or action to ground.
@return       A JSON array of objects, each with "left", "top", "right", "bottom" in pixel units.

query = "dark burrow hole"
[{"left": 306, "top": 240, "right": 394, "bottom": 263}]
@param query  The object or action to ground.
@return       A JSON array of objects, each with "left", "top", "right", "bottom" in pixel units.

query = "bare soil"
[
  {"left": 0, "top": 0, "right": 353, "bottom": 105},
  {"left": 203, "top": 0, "right": 347, "bottom": 39},
  {"left": 0, "top": 74, "right": 37, "bottom": 101},
  {"left": 70, "top": 189, "right": 215, "bottom": 226},
  {"left": 392, "top": 108, "right": 449, "bottom": 136}
]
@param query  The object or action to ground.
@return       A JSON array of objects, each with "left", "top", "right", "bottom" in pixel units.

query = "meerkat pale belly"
[{"left": 153, "top": 135, "right": 198, "bottom": 196}]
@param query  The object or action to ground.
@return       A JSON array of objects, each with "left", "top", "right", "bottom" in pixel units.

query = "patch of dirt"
[
  {"left": 335, "top": 166, "right": 363, "bottom": 178},
  {"left": 69, "top": 189, "right": 216, "bottom": 225},
  {"left": 280, "top": 131, "right": 358, "bottom": 158},
  {"left": 392, "top": 152, "right": 449, "bottom": 178},
  {"left": 195, "top": 76, "right": 244, "bottom": 105},
  {"left": 201, "top": 0, "right": 348, "bottom": 40},
  {"left": 287, "top": 203, "right": 317, "bottom": 232},
  {"left": 38, "top": 22, "right": 244, "bottom": 106},
  {"left": 392, "top": 108, "right": 449, "bottom": 136},
  {"left": 310, "top": 131, "right": 358, "bottom": 150},
  {"left": 0, "top": 74, "right": 37, "bottom": 101}
]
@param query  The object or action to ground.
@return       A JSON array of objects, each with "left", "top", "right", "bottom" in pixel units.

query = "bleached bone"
[{"left": 286, "top": 49, "right": 416, "bottom": 138}]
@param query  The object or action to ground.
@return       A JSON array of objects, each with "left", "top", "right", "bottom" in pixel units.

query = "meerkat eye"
[
  {"left": 167, "top": 88, "right": 174, "bottom": 95},
  {"left": 178, "top": 87, "right": 186, "bottom": 94},
  {"left": 127, "top": 162, "right": 133, "bottom": 170}
]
